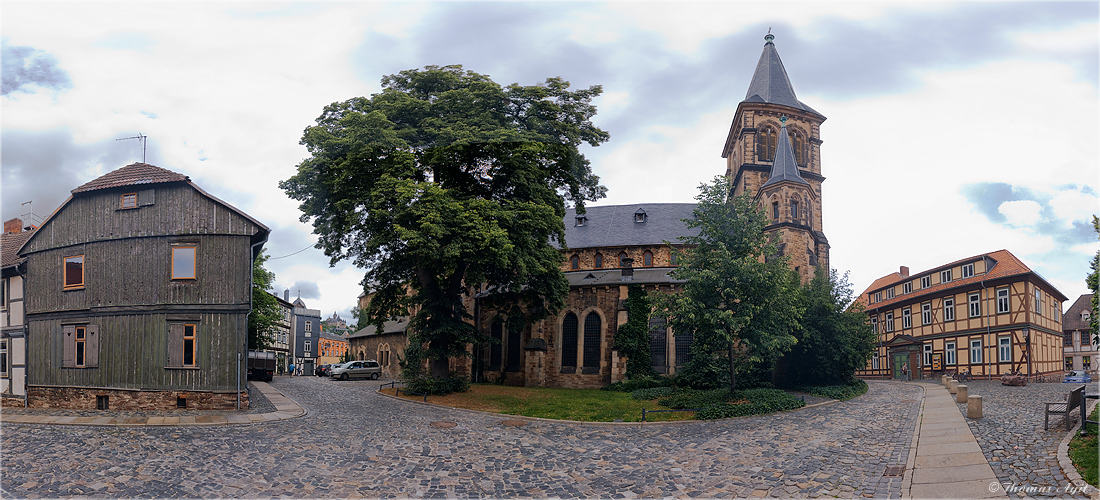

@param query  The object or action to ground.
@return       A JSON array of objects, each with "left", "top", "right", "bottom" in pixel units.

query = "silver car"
[{"left": 330, "top": 360, "right": 382, "bottom": 380}]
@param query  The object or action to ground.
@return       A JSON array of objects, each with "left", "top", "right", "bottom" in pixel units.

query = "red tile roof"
[
  {"left": 857, "top": 249, "right": 1067, "bottom": 310},
  {"left": 2, "top": 229, "right": 36, "bottom": 268},
  {"left": 71, "top": 163, "right": 189, "bottom": 194}
]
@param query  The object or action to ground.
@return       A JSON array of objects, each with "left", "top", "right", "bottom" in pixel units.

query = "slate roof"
[
  {"left": 1, "top": 229, "right": 35, "bottom": 269},
  {"left": 71, "top": 163, "right": 189, "bottom": 193},
  {"left": 743, "top": 34, "right": 822, "bottom": 116},
  {"left": 565, "top": 268, "right": 686, "bottom": 287},
  {"left": 347, "top": 318, "right": 410, "bottom": 338},
  {"left": 857, "top": 249, "right": 1068, "bottom": 311},
  {"left": 761, "top": 122, "right": 809, "bottom": 188},
  {"left": 1063, "top": 294, "right": 1094, "bottom": 332},
  {"left": 561, "top": 203, "right": 698, "bottom": 250}
]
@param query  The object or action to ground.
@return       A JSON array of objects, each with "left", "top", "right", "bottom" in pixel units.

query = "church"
[{"left": 453, "top": 33, "right": 831, "bottom": 388}]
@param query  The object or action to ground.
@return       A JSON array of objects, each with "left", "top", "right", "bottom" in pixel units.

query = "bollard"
[
  {"left": 944, "top": 377, "right": 953, "bottom": 388},
  {"left": 949, "top": 380, "right": 959, "bottom": 394},
  {"left": 967, "top": 395, "right": 982, "bottom": 419},
  {"left": 941, "top": 375, "right": 947, "bottom": 386},
  {"left": 956, "top": 384, "right": 968, "bottom": 404}
]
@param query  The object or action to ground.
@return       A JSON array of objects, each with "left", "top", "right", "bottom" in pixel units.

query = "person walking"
[
  {"left": 901, "top": 362, "right": 909, "bottom": 382},
  {"left": 288, "top": 363, "right": 295, "bottom": 377}
]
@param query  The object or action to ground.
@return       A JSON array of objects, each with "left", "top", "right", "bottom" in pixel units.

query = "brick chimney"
[
  {"left": 4, "top": 218, "right": 23, "bottom": 234},
  {"left": 900, "top": 266, "right": 909, "bottom": 278}
]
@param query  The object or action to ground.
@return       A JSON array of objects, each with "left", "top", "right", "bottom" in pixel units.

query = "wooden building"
[
  {"left": 855, "top": 250, "right": 1067, "bottom": 381},
  {"left": 17, "top": 163, "right": 269, "bottom": 410}
]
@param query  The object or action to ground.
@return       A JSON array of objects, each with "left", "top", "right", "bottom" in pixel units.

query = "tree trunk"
[{"left": 728, "top": 343, "right": 738, "bottom": 391}]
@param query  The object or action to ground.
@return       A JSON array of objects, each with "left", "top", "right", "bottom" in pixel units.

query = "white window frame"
[
  {"left": 884, "top": 312, "right": 894, "bottom": 333},
  {"left": 902, "top": 308, "right": 912, "bottom": 329},
  {"left": 998, "top": 336, "right": 1012, "bottom": 363},
  {"left": 968, "top": 292, "right": 981, "bottom": 318},
  {"left": 945, "top": 341, "right": 956, "bottom": 365},
  {"left": 874, "top": 291, "right": 882, "bottom": 303},
  {"left": 872, "top": 354, "right": 880, "bottom": 370},
  {"left": 996, "top": 287, "right": 1010, "bottom": 314},
  {"left": 923, "top": 344, "right": 932, "bottom": 367},
  {"left": 903, "top": 282, "right": 912, "bottom": 294},
  {"left": 921, "top": 276, "right": 931, "bottom": 289},
  {"left": 870, "top": 316, "right": 878, "bottom": 334},
  {"left": 304, "top": 340, "right": 311, "bottom": 356},
  {"left": 941, "top": 269, "right": 952, "bottom": 283},
  {"left": 886, "top": 288, "right": 895, "bottom": 300},
  {"left": 921, "top": 302, "right": 932, "bottom": 325},
  {"left": 944, "top": 297, "right": 955, "bottom": 321},
  {"left": 970, "top": 339, "right": 982, "bottom": 364},
  {"left": 1034, "top": 288, "right": 1042, "bottom": 316},
  {"left": 962, "top": 263, "right": 974, "bottom": 278}
]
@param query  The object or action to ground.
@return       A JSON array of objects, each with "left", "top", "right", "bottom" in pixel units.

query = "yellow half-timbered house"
[{"left": 856, "top": 249, "right": 1067, "bottom": 381}]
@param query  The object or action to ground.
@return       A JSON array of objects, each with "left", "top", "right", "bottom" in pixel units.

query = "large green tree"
[
  {"left": 248, "top": 250, "right": 282, "bottom": 350},
  {"left": 280, "top": 65, "right": 609, "bottom": 377},
  {"left": 660, "top": 177, "right": 803, "bottom": 391},
  {"left": 784, "top": 268, "right": 875, "bottom": 386},
  {"left": 1089, "top": 215, "right": 1098, "bottom": 346}
]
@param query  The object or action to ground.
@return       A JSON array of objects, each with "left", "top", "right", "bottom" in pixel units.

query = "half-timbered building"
[
  {"left": 855, "top": 250, "right": 1066, "bottom": 381},
  {"left": 18, "top": 163, "right": 269, "bottom": 410}
]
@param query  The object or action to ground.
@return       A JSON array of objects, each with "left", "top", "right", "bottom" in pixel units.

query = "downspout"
[
  {"left": 17, "top": 261, "right": 28, "bottom": 408},
  {"left": 243, "top": 235, "right": 269, "bottom": 410}
]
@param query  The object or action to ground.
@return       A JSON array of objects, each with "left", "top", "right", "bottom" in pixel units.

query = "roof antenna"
[{"left": 116, "top": 133, "right": 148, "bottom": 163}]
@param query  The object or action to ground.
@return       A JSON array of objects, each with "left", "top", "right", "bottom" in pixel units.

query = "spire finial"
[
  {"left": 765, "top": 28, "right": 774, "bottom": 45},
  {"left": 780, "top": 115, "right": 788, "bottom": 127}
]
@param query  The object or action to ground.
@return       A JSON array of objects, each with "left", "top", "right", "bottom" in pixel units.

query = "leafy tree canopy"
[
  {"left": 1089, "top": 215, "right": 1098, "bottom": 346},
  {"left": 280, "top": 65, "right": 609, "bottom": 376},
  {"left": 784, "top": 268, "right": 875, "bottom": 386},
  {"left": 248, "top": 250, "right": 282, "bottom": 350},
  {"left": 660, "top": 177, "right": 803, "bottom": 390}
]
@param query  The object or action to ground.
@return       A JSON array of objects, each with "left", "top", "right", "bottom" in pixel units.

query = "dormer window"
[
  {"left": 634, "top": 209, "right": 647, "bottom": 223},
  {"left": 575, "top": 215, "right": 587, "bottom": 227}
]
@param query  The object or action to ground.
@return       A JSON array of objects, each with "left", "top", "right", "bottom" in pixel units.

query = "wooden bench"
[{"left": 1045, "top": 385, "right": 1085, "bottom": 431}]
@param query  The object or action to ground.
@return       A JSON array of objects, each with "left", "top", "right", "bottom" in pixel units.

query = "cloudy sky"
[{"left": 3, "top": 1, "right": 1097, "bottom": 324}]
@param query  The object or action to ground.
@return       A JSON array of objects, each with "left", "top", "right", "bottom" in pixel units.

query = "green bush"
[
  {"left": 602, "top": 375, "right": 677, "bottom": 392},
  {"left": 658, "top": 388, "right": 735, "bottom": 410},
  {"left": 404, "top": 375, "right": 470, "bottom": 395},
  {"left": 631, "top": 386, "right": 677, "bottom": 400},
  {"left": 798, "top": 379, "right": 868, "bottom": 401},
  {"left": 696, "top": 388, "right": 804, "bottom": 419}
]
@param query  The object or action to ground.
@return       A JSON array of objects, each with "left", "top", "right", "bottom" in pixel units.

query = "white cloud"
[
  {"left": 998, "top": 200, "right": 1043, "bottom": 227},
  {"left": 1049, "top": 188, "right": 1100, "bottom": 228}
]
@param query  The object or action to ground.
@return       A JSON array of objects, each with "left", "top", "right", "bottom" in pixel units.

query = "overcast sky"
[{"left": 3, "top": 1, "right": 1097, "bottom": 325}]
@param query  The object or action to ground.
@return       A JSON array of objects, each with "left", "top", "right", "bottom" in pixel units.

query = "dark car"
[
  {"left": 1063, "top": 370, "right": 1093, "bottom": 383},
  {"left": 315, "top": 364, "right": 330, "bottom": 377}
]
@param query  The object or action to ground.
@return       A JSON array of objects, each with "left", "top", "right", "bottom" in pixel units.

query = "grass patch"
[
  {"left": 381, "top": 383, "right": 809, "bottom": 422},
  {"left": 1068, "top": 405, "right": 1098, "bottom": 488}
]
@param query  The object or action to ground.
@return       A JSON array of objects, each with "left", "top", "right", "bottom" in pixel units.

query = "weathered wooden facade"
[
  {"left": 18, "top": 163, "right": 268, "bottom": 410},
  {"left": 855, "top": 250, "right": 1067, "bottom": 381}
]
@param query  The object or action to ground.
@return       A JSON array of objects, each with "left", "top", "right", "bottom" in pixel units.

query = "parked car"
[
  {"left": 315, "top": 364, "right": 329, "bottom": 377},
  {"left": 330, "top": 360, "right": 382, "bottom": 380},
  {"left": 1063, "top": 370, "right": 1093, "bottom": 383},
  {"left": 323, "top": 362, "right": 347, "bottom": 377}
]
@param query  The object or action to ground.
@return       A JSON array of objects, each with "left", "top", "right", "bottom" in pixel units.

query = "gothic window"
[
  {"left": 594, "top": 253, "right": 603, "bottom": 269},
  {"left": 792, "top": 131, "right": 805, "bottom": 165},
  {"left": 649, "top": 316, "right": 668, "bottom": 374},
  {"left": 772, "top": 202, "right": 780, "bottom": 222},
  {"left": 570, "top": 254, "right": 579, "bottom": 270},
  {"left": 561, "top": 313, "right": 578, "bottom": 368},
  {"left": 791, "top": 200, "right": 799, "bottom": 221},
  {"left": 643, "top": 251, "right": 653, "bottom": 267},
  {"left": 757, "top": 126, "right": 777, "bottom": 162},
  {"left": 582, "top": 312, "right": 601, "bottom": 369},
  {"left": 618, "top": 252, "right": 629, "bottom": 267}
]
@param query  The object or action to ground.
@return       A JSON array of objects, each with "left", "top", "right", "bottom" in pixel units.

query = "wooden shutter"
[
  {"left": 85, "top": 324, "right": 99, "bottom": 368},
  {"left": 62, "top": 325, "right": 75, "bottom": 368},
  {"left": 167, "top": 323, "right": 183, "bottom": 367},
  {"left": 138, "top": 189, "right": 155, "bottom": 206}
]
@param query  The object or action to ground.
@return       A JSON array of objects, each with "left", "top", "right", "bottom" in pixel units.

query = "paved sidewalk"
[
  {"left": 907, "top": 381, "right": 1005, "bottom": 499},
  {"left": 0, "top": 381, "right": 303, "bottom": 426}
]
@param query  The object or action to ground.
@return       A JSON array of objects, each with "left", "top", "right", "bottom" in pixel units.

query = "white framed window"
[
  {"left": 1034, "top": 288, "right": 1042, "bottom": 316},
  {"left": 870, "top": 317, "right": 878, "bottom": 334},
  {"left": 305, "top": 320, "right": 312, "bottom": 337},
  {"left": 996, "top": 287, "right": 1010, "bottom": 314},
  {"left": 874, "top": 291, "right": 882, "bottom": 303},
  {"left": 884, "top": 312, "right": 894, "bottom": 333},
  {"left": 304, "top": 340, "right": 311, "bottom": 356},
  {"left": 941, "top": 269, "right": 952, "bottom": 283},
  {"left": 962, "top": 263, "right": 974, "bottom": 278},
  {"left": 944, "top": 297, "right": 955, "bottom": 321},
  {"left": 998, "top": 336, "right": 1011, "bottom": 363},
  {"left": 872, "top": 354, "right": 880, "bottom": 370},
  {"left": 968, "top": 292, "right": 981, "bottom": 318},
  {"left": 945, "top": 341, "right": 956, "bottom": 365},
  {"left": 0, "top": 339, "right": 7, "bottom": 377},
  {"left": 902, "top": 308, "right": 912, "bottom": 329},
  {"left": 923, "top": 344, "right": 932, "bottom": 367},
  {"left": 920, "top": 276, "right": 931, "bottom": 289},
  {"left": 970, "top": 339, "right": 982, "bottom": 364},
  {"left": 921, "top": 302, "right": 932, "bottom": 325},
  {"left": 886, "top": 288, "right": 895, "bottom": 300},
  {"left": 903, "top": 282, "right": 912, "bottom": 294}
]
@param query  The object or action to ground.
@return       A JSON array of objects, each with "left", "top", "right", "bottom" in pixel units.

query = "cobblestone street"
[{"left": 2, "top": 379, "right": 923, "bottom": 498}]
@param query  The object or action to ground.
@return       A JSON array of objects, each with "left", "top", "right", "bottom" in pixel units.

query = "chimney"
[
  {"left": 284, "top": 289, "right": 290, "bottom": 301},
  {"left": 900, "top": 266, "right": 909, "bottom": 278},
  {"left": 4, "top": 218, "right": 23, "bottom": 234}
]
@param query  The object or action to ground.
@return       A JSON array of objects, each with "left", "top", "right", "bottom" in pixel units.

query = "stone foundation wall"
[
  {"left": 1, "top": 395, "right": 27, "bottom": 408},
  {"left": 27, "top": 386, "right": 247, "bottom": 411}
]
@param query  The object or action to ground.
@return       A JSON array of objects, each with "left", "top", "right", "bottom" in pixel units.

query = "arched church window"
[
  {"left": 757, "top": 126, "right": 777, "bottom": 162},
  {"left": 583, "top": 312, "right": 601, "bottom": 369},
  {"left": 792, "top": 131, "right": 805, "bottom": 165},
  {"left": 791, "top": 200, "right": 799, "bottom": 221},
  {"left": 643, "top": 251, "right": 653, "bottom": 267},
  {"left": 561, "top": 313, "right": 578, "bottom": 368},
  {"left": 772, "top": 202, "right": 780, "bottom": 222},
  {"left": 594, "top": 253, "right": 603, "bottom": 269},
  {"left": 570, "top": 254, "right": 579, "bottom": 270},
  {"left": 618, "top": 251, "right": 629, "bottom": 267}
]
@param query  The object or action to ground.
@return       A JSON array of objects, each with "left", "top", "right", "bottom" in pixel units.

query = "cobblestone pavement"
[
  {"left": 951, "top": 380, "right": 1099, "bottom": 499},
  {"left": 1, "top": 379, "right": 920, "bottom": 498}
]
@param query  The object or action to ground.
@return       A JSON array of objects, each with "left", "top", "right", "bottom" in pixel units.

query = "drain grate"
[{"left": 882, "top": 465, "right": 905, "bottom": 477}]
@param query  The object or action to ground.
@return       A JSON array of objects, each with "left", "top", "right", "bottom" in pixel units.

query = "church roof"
[
  {"left": 72, "top": 162, "right": 189, "bottom": 193},
  {"left": 761, "top": 120, "right": 809, "bottom": 188},
  {"left": 743, "top": 34, "right": 821, "bottom": 116},
  {"left": 560, "top": 203, "right": 699, "bottom": 250}
]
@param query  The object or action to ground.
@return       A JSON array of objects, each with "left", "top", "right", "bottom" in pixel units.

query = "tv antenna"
[{"left": 116, "top": 133, "right": 147, "bottom": 163}]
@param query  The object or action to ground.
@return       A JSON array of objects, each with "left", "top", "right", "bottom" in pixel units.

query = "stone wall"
[{"left": 26, "top": 386, "right": 247, "bottom": 411}]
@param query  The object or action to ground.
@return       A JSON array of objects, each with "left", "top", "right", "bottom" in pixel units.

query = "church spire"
[
  {"left": 761, "top": 116, "right": 808, "bottom": 188},
  {"left": 742, "top": 33, "right": 819, "bottom": 115}
]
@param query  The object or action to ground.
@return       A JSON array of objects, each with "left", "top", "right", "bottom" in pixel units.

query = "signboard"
[{"left": 932, "top": 353, "right": 942, "bottom": 371}]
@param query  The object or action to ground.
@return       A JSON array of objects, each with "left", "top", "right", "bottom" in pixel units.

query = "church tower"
[{"left": 721, "top": 33, "right": 829, "bottom": 282}]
